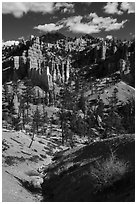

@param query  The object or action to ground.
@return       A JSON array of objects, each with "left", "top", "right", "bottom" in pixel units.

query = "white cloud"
[
  {"left": 63, "top": 16, "right": 83, "bottom": 26},
  {"left": 54, "top": 3, "right": 74, "bottom": 13},
  {"left": 29, "top": 2, "right": 55, "bottom": 13},
  {"left": 3, "top": 2, "right": 28, "bottom": 18},
  {"left": 105, "top": 20, "right": 127, "bottom": 31},
  {"left": 90, "top": 13, "right": 117, "bottom": 26},
  {"left": 88, "top": 13, "right": 128, "bottom": 31},
  {"left": 34, "top": 23, "right": 63, "bottom": 32},
  {"left": 33, "top": 12, "right": 128, "bottom": 35},
  {"left": 89, "top": 12, "right": 98, "bottom": 19},
  {"left": 2, "top": 40, "right": 19, "bottom": 47},
  {"left": 2, "top": 2, "right": 75, "bottom": 17},
  {"left": 62, "top": 15, "right": 100, "bottom": 34},
  {"left": 104, "top": 2, "right": 123, "bottom": 15},
  {"left": 2, "top": 2, "right": 55, "bottom": 18},
  {"left": 66, "top": 13, "right": 127, "bottom": 34},
  {"left": 60, "top": 14, "right": 127, "bottom": 34},
  {"left": 70, "top": 23, "right": 100, "bottom": 34},
  {"left": 121, "top": 2, "right": 135, "bottom": 14},
  {"left": 104, "top": 2, "right": 135, "bottom": 15}
]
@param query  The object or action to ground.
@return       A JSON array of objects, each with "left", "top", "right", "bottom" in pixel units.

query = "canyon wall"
[{"left": 2, "top": 37, "right": 71, "bottom": 92}]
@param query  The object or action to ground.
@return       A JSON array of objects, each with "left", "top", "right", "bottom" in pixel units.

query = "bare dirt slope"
[
  {"left": 86, "top": 80, "right": 135, "bottom": 105},
  {"left": 2, "top": 128, "right": 67, "bottom": 202},
  {"left": 2, "top": 169, "right": 39, "bottom": 202}
]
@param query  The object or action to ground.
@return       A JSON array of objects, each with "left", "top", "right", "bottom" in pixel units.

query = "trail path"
[{"left": 2, "top": 129, "right": 66, "bottom": 202}]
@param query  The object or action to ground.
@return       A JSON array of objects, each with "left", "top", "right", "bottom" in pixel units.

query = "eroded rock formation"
[{"left": 2, "top": 36, "right": 71, "bottom": 92}]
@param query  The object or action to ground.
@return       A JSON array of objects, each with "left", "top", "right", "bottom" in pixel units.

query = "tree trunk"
[
  {"left": 22, "top": 109, "right": 25, "bottom": 129},
  {"left": 28, "top": 128, "right": 35, "bottom": 148},
  {"left": 61, "top": 120, "right": 64, "bottom": 145},
  {"left": 27, "top": 101, "right": 29, "bottom": 118},
  {"left": 83, "top": 112, "right": 85, "bottom": 137}
]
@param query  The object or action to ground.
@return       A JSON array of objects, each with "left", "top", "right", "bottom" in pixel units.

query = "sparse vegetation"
[
  {"left": 4, "top": 156, "right": 25, "bottom": 166},
  {"left": 90, "top": 152, "right": 129, "bottom": 192},
  {"left": 41, "top": 134, "right": 135, "bottom": 202}
]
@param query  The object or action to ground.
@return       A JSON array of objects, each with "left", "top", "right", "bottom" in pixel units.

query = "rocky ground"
[
  {"left": 41, "top": 134, "right": 135, "bottom": 202},
  {"left": 2, "top": 127, "right": 134, "bottom": 202},
  {"left": 2, "top": 127, "right": 68, "bottom": 202}
]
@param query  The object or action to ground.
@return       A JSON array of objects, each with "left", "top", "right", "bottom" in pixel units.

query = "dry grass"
[
  {"left": 90, "top": 151, "right": 129, "bottom": 191},
  {"left": 41, "top": 135, "right": 134, "bottom": 201}
]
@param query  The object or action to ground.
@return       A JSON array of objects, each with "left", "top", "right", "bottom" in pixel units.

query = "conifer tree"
[
  {"left": 58, "top": 83, "right": 74, "bottom": 145},
  {"left": 21, "top": 80, "right": 34, "bottom": 118},
  {"left": 105, "top": 87, "right": 124, "bottom": 135},
  {"left": 42, "top": 109, "right": 48, "bottom": 134},
  {"left": 29, "top": 107, "right": 42, "bottom": 148},
  {"left": 19, "top": 97, "right": 26, "bottom": 129},
  {"left": 2, "top": 84, "right": 10, "bottom": 117},
  {"left": 33, "top": 106, "right": 42, "bottom": 134},
  {"left": 77, "top": 92, "right": 87, "bottom": 137},
  {"left": 121, "top": 97, "right": 135, "bottom": 133}
]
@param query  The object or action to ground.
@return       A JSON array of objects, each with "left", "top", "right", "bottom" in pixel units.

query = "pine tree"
[
  {"left": 2, "top": 82, "right": 19, "bottom": 129},
  {"left": 2, "top": 84, "right": 10, "bottom": 117},
  {"left": 19, "top": 97, "right": 26, "bottom": 129},
  {"left": 105, "top": 87, "right": 124, "bottom": 135},
  {"left": 21, "top": 80, "right": 34, "bottom": 118},
  {"left": 9, "top": 95, "right": 20, "bottom": 129},
  {"left": 33, "top": 106, "right": 42, "bottom": 134},
  {"left": 12, "top": 80, "right": 20, "bottom": 116},
  {"left": 77, "top": 92, "right": 87, "bottom": 137},
  {"left": 29, "top": 107, "right": 42, "bottom": 148},
  {"left": 42, "top": 109, "right": 48, "bottom": 134},
  {"left": 121, "top": 98, "right": 135, "bottom": 133},
  {"left": 58, "top": 83, "right": 74, "bottom": 145},
  {"left": 28, "top": 121, "right": 35, "bottom": 148},
  {"left": 109, "top": 88, "right": 118, "bottom": 112},
  {"left": 48, "top": 115, "right": 54, "bottom": 137}
]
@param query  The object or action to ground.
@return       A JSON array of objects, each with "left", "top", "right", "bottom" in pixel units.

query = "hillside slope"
[
  {"left": 2, "top": 128, "right": 68, "bottom": 202},
  {"left": 41, "top": 134, "right": 135, "bottom": 202},
  {"left": 86, "top": 80, "right": 135, "bottom": 105}
]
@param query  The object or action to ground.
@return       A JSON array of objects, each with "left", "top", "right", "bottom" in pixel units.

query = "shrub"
[{"left": 90, "top": 152, "right": 129, "bottom": 191}]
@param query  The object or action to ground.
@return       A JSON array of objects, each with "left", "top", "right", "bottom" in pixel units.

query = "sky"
[{"left": 2, "top": 2, "right": 135, "bottom": 46}]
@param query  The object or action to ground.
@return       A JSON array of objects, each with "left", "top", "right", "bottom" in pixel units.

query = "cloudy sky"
[{"left": 2, "top": 2, "right": 135, "bottom": 44}]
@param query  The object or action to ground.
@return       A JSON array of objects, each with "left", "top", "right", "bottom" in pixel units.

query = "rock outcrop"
[
  {"left": 41, "top": 134, "right": 135, "bottom": 202},
  {"left": 2, "top": 36, "right": 71, "bottom": 92},
  {"left": 2, "top": 35, "right": 135, "bottom": 91}
]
